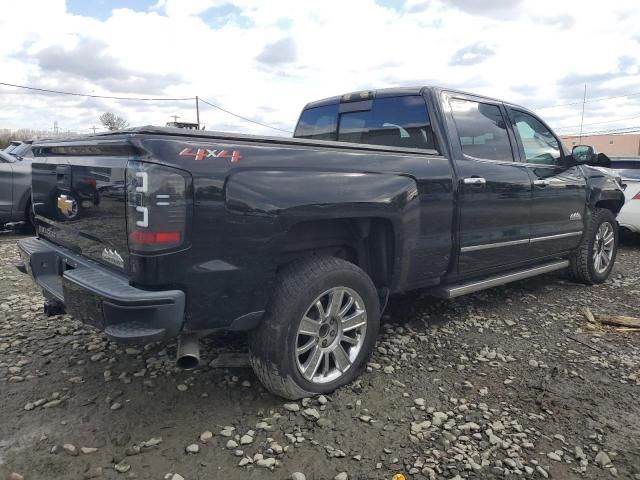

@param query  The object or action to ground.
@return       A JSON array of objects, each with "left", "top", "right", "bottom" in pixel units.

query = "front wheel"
[
  {"left": 569, "top": 208, "right": 618, "bottom": 285},
  {"left": 249, "top": 256, "right": 380, "bottom": 400}
]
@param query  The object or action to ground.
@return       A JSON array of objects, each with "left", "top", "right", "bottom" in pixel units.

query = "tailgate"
[{"left": 32, "top": 143, "right": 130, "bottom": 270}]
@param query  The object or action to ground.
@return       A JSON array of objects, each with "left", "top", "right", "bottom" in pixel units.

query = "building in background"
[{"left": 560, "top": 133, "right": 640, "bottom": 156}]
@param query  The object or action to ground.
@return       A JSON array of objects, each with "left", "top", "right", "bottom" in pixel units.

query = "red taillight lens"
[
  {"left": 633, "top": 191, "right": 640, "bottom": 200},
  {"left": 126, "top": 161, "right": 191, "bottom": 253},
  {"left": 129, "top": 231, "right": 181, "bottom": 245}
]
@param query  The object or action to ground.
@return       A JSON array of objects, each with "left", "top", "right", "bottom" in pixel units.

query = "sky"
[{"left": 0, "top": 0, "right": 639, "bottom": 137}]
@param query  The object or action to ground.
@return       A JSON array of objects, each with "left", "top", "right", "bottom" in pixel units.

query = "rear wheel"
[
  {"left": 248, "top": 256, "right": 380, "bottom": 399},
  {"left": 569, "top": 208, "right": 618, "bottom": 285}
]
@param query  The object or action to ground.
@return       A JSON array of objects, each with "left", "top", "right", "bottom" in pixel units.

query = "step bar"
[{"left": 433, "top": 260, "right": 569, "bottom": 299}]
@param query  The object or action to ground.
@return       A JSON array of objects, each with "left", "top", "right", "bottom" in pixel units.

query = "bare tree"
[{"left": 99, "top": 112, "right": 129, "bottom": 131}]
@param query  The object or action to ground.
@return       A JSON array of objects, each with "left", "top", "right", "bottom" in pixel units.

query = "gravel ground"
[{"left": 1, "top": 233, "right": 639, "bottom": 480}]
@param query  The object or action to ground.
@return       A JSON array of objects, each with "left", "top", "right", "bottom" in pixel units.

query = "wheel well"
[
  {"left": 595, "top": 199, "right": 623, "bottom": 215},
  {"left": 278, "top": 218, "right": 394, "bottom": 288}
]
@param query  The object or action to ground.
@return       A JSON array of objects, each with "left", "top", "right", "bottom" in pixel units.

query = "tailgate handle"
[{"left": 56, "top": 165, "right": 72, "bottom": 187}]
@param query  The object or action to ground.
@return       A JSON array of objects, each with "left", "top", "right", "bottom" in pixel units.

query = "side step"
[{"left": 433, "top": 260, "right": 569, "bottom": 299}]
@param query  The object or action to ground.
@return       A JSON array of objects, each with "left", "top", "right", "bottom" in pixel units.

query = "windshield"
[
  {"left": 10, "top": 143, "right": 32, "bottom": 157},
  {"left": 4, "top": 143, "right": 20, "bottom": 153},
  {"left": 0, "top": 151, "right": 15, "bottom": 163}
]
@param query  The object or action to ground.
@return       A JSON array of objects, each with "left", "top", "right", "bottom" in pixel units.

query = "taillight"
[
  {"left": 633, "top": 191, "right": 640, "bottom": 200},
  {"left": 126, "top": 161, "right": 192, "bottom": 253}
]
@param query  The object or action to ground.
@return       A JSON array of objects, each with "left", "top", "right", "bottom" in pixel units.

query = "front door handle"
[
  {"left": 463, "top": 177, "right": 487, "bottom": 185},
  {"left": 534, "top": 179, "right": 550, "bottom": 187}
]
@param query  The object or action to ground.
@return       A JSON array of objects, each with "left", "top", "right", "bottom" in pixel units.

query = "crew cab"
[{"left": 17, "top": 87, "right": 625, "bottom": 399}]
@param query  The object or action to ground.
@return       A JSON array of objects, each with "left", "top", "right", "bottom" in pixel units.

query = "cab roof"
[{"left": 301, "top": 85, "right": 532, "bottom": 116}]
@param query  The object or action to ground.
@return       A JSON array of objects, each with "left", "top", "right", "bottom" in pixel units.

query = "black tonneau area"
[{"left": 36, "top": 125, "right": 441, "bottom": 157}]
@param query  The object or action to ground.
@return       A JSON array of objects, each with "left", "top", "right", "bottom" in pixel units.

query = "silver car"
[{"left": 0, "top": 150, "right": 33, "bottom": 227}]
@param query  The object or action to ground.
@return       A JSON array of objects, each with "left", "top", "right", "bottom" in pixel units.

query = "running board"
[{"left": 433, "top": 260, "right": 569, "bottom": 299}]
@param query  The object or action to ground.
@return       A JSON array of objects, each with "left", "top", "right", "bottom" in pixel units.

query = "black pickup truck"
[{"left": 18, "top": 86, "right": 625, "bottom": 399}]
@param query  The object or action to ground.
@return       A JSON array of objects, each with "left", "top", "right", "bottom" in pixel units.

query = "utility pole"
[
  {"left": 195, "top": 96, "right": 200, "bottom": 130},
  {"left": 578, "top": 83, "right": 587, "bottom": 143},
  {"left": 91, "top": 125, "right": 97, "bottom": 134},
  {"left": 171, "top": 114, "right": 179, "bottom": 123}
]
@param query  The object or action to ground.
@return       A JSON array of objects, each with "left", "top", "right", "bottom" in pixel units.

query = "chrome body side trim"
[
  {"left": 461, "top": 238, "right": 529, "bottom": 252},
  {"left": 461, "top": 231, "right": 582, "bottom": 252},
  {"left": 529, "top": 231, "right": 583, "bottom": 243}
]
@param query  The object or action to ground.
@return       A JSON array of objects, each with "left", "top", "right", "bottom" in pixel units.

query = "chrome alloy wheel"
[
  {"left": 593, "top": 221, "right": 615, "bottom": 274},
  {"left": 294, "top": 287, "right": 367, "bottom": 384}
]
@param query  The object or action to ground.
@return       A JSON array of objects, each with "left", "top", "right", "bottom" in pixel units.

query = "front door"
[
  {"left": 445, "top": 95, "right": 533, "bottom": 275},
  {"left": 507, "top": 108, "right": 587, "bottom": 258}
]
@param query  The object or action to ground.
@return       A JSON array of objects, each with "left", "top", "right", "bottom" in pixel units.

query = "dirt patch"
[{"left": 1, "top": 234, "right": 639, "bottom": 480}]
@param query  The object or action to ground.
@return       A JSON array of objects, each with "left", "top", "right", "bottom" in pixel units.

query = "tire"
[
  {"left": 26, "top": 199, "right": 35, "bottom": 227},
  {"left": 18, "top": 199, "right": 36, "bottom": 234},
  {"left": 249, "top": 256, "right": 380, "bottom": 400},
  {"left": 569, "top": 208, "right": 618, "bottom": 285}
]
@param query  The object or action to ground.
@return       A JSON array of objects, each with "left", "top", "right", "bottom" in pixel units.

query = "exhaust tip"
[
  {"left": 176, "top": 354, "right": 199, "bottom": 370},
  {"left": 176, "top": 334, "right": 200, "bottom": 370}
]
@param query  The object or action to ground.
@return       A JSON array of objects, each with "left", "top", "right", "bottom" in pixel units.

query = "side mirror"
[{"left": 572, "top": 145, "right": 595, "bottom": 164}]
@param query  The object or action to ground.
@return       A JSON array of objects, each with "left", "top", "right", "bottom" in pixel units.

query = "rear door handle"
[
  {"left": 534, "top": 179, "right": 550, "bottom": 187},
  {"left": 463, "top": 177, "right": 486, "bottom": 185}
]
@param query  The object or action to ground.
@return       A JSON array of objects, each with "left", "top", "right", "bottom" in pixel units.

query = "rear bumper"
[{"left": 17, "top": 237, "right": 185, "bottom": 343}]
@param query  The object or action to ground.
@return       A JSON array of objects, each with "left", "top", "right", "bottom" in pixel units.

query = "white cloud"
[{"left": 0, "top": 0, "right": 638, "bottom": 137}]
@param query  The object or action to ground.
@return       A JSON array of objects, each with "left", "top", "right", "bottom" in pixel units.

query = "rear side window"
[
  {"left": 338, "top": 96, "right": 436, "bottom": 150},
  {"left": 294, "top": 104, "right": 339, "bottom": 141},
  {"left": 450, "top": 98, "right": 513, "bottom": 161},
  {"left": 294, "top": 95, "right": 437, "bottom": 150}
]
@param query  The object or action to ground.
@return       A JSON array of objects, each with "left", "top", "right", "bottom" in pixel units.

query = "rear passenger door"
[
  {"left": 506, "top": 108, "right": 587, "bottom": 258},
  {"left": 443, "top": 93, "right": 533, "bottom": 275}
]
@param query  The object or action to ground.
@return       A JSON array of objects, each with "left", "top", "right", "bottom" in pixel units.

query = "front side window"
[
  {"left": 338, "top": 96, "right": 436, "bottom": 150},
  {"left": 508, "top": 109, "right": 561, "bottom": 166},
  {"left": 449, "top": 99, "right": 513, "bottom": 161}
]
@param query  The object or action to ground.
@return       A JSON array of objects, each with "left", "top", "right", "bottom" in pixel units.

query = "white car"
[{"left": 610, "top": 157, "right": 640, "bottom": 234}]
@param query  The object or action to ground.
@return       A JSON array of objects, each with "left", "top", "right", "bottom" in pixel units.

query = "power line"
[
  {"left": 0, "top": 81, "right": 193, "bottom": 101},
  {"left": 559, "top": 125, "right": 640, "bottom": 137},
  {"left": 536, "top": 90, "right": 640, "bottom": 110},
  {"left": 0, "top": 80, "right": 291, "bottom": 134},
  {"left": 554, "top": 113, "right": 640, "bottom": 130},
  {"left": 198, "top": 97, "right": 292, "bottom": 134}
]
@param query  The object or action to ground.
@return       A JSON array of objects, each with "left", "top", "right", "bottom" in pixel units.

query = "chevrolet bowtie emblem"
[{"left": 57, "top": 194, "right": 77, "bottom": 218}]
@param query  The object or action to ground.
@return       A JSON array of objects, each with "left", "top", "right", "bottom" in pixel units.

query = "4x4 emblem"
[{"left": 570, "top": 212, "right": 582, "bottom": 221}]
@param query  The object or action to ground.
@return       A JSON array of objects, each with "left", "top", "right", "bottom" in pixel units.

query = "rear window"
[
  {"left": 294, "top": 104, "right": 339, "bottom": 141},
  {"left": 294, "top": 95, "right": 437, "bottom": 150}
]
